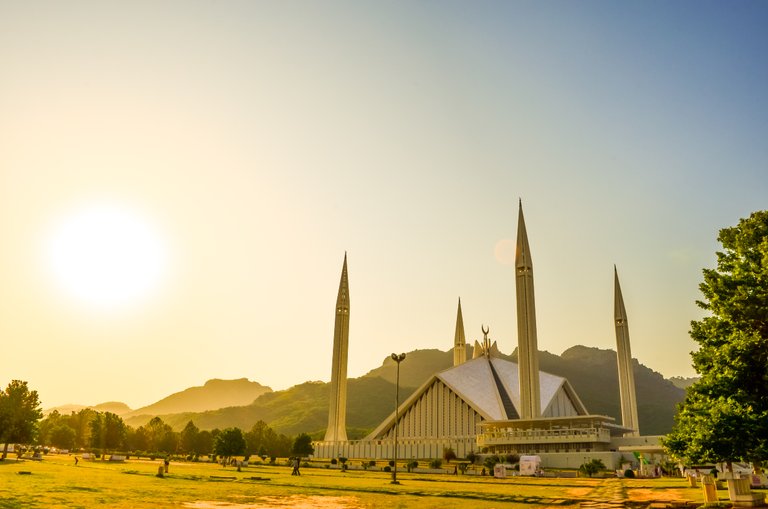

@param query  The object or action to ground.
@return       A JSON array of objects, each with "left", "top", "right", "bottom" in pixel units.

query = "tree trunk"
[{"left": 2, "top": 442, "right": 8, "bottom": 460}]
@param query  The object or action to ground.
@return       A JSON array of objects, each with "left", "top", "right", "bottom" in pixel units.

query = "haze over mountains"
[
  {"left": 47, "top": 346, "right": 687, "bottom": 438},
  {"left": 46, "top": 379, "right": 272, "bottom": 417}
]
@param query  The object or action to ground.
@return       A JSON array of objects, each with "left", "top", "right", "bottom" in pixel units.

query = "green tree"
[
  {"left": 126, "top": 425, "right": 150, "bottom": 452},
  {"left": 214, "top": 428, "right": 246, "bottom": 461},
  {"left": 89, "top": 412, "right": 127, "bottom": 455},
  {"left": 37, "top": 409, "right": 63, "bottom": 446},
  {"left": 443, "top": 447, "right": 457, "bottom": 463},
  {"left": 483, "top": 454, "right": 500, "bottom": 471},
  {"left": 70, "top": 408, "right": 97, "bottom": 449},
  {"left": 244, "top": 420, "right": 272, "bottom": 456},
  {"left": 196, "top": 430, "right": 214, "bottom": 456},
  {"left": 49, "top": 424, "right": 77, "bottom": 450},
  {"left": 664, "top": 211, "right": 768, "bottom": 467},
  {"left": 579, "top": 458, "right": 606, "bottom": 477},
  {"left": 0, "top": 380, "right": 43, "bottom": 459},
  {"left": 291, "top": 433, "right": 314, "bottom": 457},
  {"left": 146, "top": 417, "right": 177, "bottom": 454},
  {"left": 180, "top": 421, "right": 200, "bottom": 455}
]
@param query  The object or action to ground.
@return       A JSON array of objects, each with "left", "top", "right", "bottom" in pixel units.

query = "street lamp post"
[{"left": 390, "top": 352, "right": 406, "bottom": 484}]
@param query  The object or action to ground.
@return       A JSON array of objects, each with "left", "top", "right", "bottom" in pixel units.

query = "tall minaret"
[
  {"left": 515, "top": 201, "right": 541, "bottom": 419},
  {"left": 453, "top": 298, "right": 467, "bottom": 366},
  {"left": 614, "top": 266, "right": 639, "bottom": 436},
  {"left": 324, "top": 254, "right": 350, "bottom": 442}
]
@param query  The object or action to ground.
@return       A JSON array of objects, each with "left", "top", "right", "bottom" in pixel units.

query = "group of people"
[{"left": 291, "top": 457, "right": 302, "bottom": 476}]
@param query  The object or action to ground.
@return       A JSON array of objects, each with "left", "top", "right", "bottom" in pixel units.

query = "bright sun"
[{"left": 46, "top": 203, "right": 169, "bottom": 311}]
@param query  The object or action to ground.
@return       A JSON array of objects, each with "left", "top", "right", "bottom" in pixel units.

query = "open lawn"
[{"left": 0, "top": 455, "right": 713, "bottom": 508}]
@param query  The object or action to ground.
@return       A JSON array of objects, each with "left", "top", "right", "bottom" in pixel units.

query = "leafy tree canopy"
[
  {"left": 89, "top": 412, "right": 127, "bottom": 453},
  {"left": 665, "top": 211, "right": 768, "bottom": 465},
  {"left": 0, "top": 380, "right": 43, "bottom": 458},
  {"left": 291, "top": 433, "right": 314, "bottom": 457},
  {"left": 214, "top": 427, "right": 246, "bottom": 458}
]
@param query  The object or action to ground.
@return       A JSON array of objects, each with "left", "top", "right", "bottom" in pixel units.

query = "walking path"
[
  {"left": 579, "top": 479, "right": 628, "bottom": 509},
  {"left": 579, "top": 479, "right": 696, "bottom": 509}
]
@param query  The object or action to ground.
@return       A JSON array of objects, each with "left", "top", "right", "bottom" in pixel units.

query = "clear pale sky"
[{"left": 1, "top": 1, "right": 766, "bottom": 409}]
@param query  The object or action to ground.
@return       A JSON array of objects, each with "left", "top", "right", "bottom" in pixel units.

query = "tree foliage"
[
  {"left": 0, "top": 380, "right": 43, "bottom": 458},
  {"left": 214, "top": 427, "right": 246, "bottom": 459},
  {"left": 665, "top": 211, "right": 768, "bottom": 465},
  {"left": 291, "top": 433, "right": 314, "bottom": 457},
  {"left": 180, "top": 421, "right": 200, "bottom": 454},
  {"left": 579, "top": 458, "right": 605, "bottom": 477},
  {"left": 89, "top": 412, "right": 127, "bottom": 453}
]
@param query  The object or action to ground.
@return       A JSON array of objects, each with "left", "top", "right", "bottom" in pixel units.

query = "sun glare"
[{"left": 46, "top": 203, "right": 169, "bottom": 311}]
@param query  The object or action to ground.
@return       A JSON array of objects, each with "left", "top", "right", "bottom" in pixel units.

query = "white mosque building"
[{"left": 313, "top": 203, "right": 662, "bottom": 469}]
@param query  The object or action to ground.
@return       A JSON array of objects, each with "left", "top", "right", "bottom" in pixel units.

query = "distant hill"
[
  {"left": 125, "top": 376, "right": 406, "bottom": 439},
  {"left": 362, "top": 348, "right": 457, "bottom": 387},
  {"left": 45, "top": 401, "right": 132, "bottom": 416},
  {"left": 669, "top": 376, "right": 698, "bottom": 390},
  {"left": 46, "top": 379, "right": 272, "bottom": 419},
  {"left": 125, "top": 378, "right": 272, "bottom": 417},
  {"left": 127, "top": 346, "right": 684, "bottom": 437},
  {"left": 541, "top": 345, "right": 685, "bottom": 435}
]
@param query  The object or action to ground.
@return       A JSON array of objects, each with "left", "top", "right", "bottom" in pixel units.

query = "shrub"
[
  {"left": 384, "top": 466, "right": 391, "bottom": 472},
  {"left": 429, "top": 458, "right": 443, "bottom": 469},
  {"left": 388, "top": 460, "right": 395, "bottom": 467},
  {"left": 483, "top": 455, "right": 500, "bottom": 470},
  {"left": 466, "top": 452, "right": 478, "bottom": 464},
  {"left": 624, "top": 469, "right": 635, "bottom": 478},
  {"left": 330, "top": 458, "right": 338, "bottom": 465},
  {"left": 579, "top": 458, "right": 606, "bottom": 478}
]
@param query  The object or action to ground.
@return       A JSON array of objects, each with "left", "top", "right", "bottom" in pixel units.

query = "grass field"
[{"left": 0, "top": 454, "right": 718, "bottom": 508}]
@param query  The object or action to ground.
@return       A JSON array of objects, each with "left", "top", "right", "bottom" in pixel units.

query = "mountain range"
[
  {"left": 46, "top": 378, "right": 272, "bottom": 417},
  {"left": 47, "top": 346, "right": 688, "bottom": 438}
]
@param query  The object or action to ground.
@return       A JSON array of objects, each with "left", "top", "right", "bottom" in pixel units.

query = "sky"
[{"left": 1, "top": 1, "right": 767, "bottom": 410}]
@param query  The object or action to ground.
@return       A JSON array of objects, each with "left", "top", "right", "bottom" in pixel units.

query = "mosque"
[{"left": 313, "top": 203, "right": 663, "bottom": 469}]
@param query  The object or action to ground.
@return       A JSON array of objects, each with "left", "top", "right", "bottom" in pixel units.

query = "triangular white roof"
[{"left": 367, "top": 355, "right": 588, "bottom": 439}]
